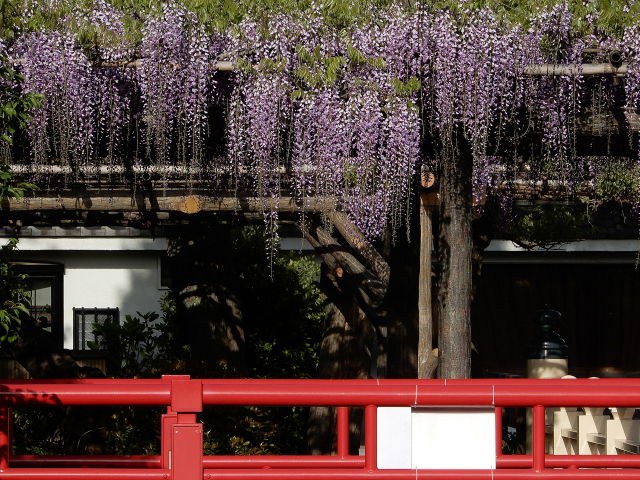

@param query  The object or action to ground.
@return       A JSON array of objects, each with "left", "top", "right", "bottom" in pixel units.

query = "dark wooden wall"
[{"left": 472, "top": 263, "right": 640, "bottom": 377}]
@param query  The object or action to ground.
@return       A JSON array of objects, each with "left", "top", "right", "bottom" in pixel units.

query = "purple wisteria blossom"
[{"left": 3, "top": 1, "right": 640, "bottom": 240}]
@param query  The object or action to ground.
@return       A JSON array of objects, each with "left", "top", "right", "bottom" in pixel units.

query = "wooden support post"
[{"left": 418, "top": 192, "right": 437, "bottom": 379}]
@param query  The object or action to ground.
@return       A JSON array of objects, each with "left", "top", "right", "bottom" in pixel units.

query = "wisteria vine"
[{"left": 3, "top": 1, "right": 640, "bottom": 240}]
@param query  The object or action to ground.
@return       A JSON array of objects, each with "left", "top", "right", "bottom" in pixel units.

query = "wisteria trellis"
[{"left": 2, "top": 1, "right": 640, "bottom": 239}]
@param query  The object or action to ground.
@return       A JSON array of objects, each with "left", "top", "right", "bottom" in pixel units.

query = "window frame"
[
  {"left": 13, "top": 263, "right": 64, "bottom": 346},
  {"left": 72, "top": 307, "right": 119, "bottom": 352}
]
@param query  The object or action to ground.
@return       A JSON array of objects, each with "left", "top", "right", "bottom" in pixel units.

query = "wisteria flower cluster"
[{"left": 2, "top": 0, "right": 640, "bottom": 239}]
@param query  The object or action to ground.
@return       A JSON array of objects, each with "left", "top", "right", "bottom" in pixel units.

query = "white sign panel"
[
  {"left": 377, "top": 407, "right": 412, "bottom": 469},
  {"left": 377, "top": 406, "right": 496, "bottom": 470}
]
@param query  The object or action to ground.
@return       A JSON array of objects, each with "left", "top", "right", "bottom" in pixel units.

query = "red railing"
[{"left": 0, "top": 376, "right": 640, "bottom": 479}]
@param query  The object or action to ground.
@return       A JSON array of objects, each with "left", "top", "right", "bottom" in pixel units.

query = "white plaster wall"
[
  {"left": 60, "top": 252, "right": 165, "bottom": 348},
  {"left": 11, "top": 249, "right": 166, "bottom": 349}
]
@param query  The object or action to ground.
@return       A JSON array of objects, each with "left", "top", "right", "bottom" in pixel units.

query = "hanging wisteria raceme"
[
  {"left": 4, "top": 1, "right": 640, "bottom": 239},
  {"left": 291, "top": 88, "right": 349, "bottom": 206},
  {"left": 89, "top": 0, "right": 134, "bottom": 173},
  {"left": 138, "top": 3, "right": 216, "bottom": 175},
  {"left": 524, "top": 3, "right": 585, "bottom": 178},
  {"left": 342, "top": 10, "right": 422, "bottom": 239},
  {"left": 229, "top": 71, "right": 292, "bottom": 258},
  {"left": 15, "top": 31, "right": 97, "bottom": 176},
  {"left": 624, "top": 23, "right": 640, "bottom": 117}
]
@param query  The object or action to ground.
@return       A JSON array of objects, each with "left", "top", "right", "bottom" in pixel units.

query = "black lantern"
[
  {"left": 527, "top": 306, "right": 569, "bottom": 379},
  {"left": 528, "top": 306, "right": 568, "bottom": 360}
]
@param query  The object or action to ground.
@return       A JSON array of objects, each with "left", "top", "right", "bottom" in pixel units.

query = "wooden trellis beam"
[
  {"left": 28, "top": 58, "right": 630, "bottom": 76},
  {"left": 523, "top": 63, "right": 629, "bottom": 76},
  {"left": 107, "top": 59, "right": 629, "bottom": 76},
  {"left": 3, "top": 195, "right": 337, "bottom": 213}
]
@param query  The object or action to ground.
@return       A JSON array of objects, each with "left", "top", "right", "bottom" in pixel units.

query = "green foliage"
[
  {"left": 232, "top": 226, "right": 324, "bottom": 380},
  {"left": 0, "top": 59, "right": 43, "bottom": 146},
  {"left": 390, "top": 76, "right": 421, "bottom": 97},
  {"left": 4, "top": 0, "right": 637, "bottom": 48},
  {"left": 31, "top": 225, "right": 326, "bottom": 456},
  {"left": 0, "top": 238, "right": 28, "bottom": 343},
  {"left": 89, "top": 310, "right": 163, "bottom": 377},
  {"left": 293, "top": 45, "right": 351, "bottom": 88},
  {"left": 426, "top": 0, "right": 640, "bottom": 36},
  {"left": 0, "top": 59, "right": 39, "bottom": 344},
  {"left": 194, "top": 226, "right": 323, "bottom": 455},
  {"left": 594, "top": 160, "right": 640, "bottom": 203},
  {"left": 507, "top": 204, "right": 592, "bottom": 248},
  {"left": 0, "top": 166, "right": 36, "bottom": 345},
  {"left": 0, "top": 164, "right": 37, "bottom": 200}
]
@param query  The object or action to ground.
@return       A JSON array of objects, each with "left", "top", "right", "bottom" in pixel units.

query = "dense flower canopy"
[{"left": 1, "top": 0, "right": 640, "bottom": 238}]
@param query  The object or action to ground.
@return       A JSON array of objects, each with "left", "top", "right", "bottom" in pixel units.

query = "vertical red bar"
[
  {"left": 0, "top": 407, "right": 10, "bottom": 470},
  {"left": 533, "top": 405, "right": 545, "bottom": 472},
  {"left": 337, "top": 407, "right": 349, "bottom": 457},
  {"left": 495, "top": 406, "right": 502, "bottom": 457},
  {"left": 172, "top": 423, "right": 203, "bottom": 480},
  {"left": 364, "top": 405, "right": 377, "bottom": 471}
]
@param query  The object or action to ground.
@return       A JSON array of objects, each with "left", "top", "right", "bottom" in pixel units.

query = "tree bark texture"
[
  {"left": 300, "top": 222, "right": 388, "bottom": 369},
  {"left": 176, "top": 282, "right": 246, "bottom": 377},
  {"left": 301, "top": 221, "right": 387, "bottom": 454},
  {"left": 307, "top": 265, "right": 372, "bottom": 455},
  {"left": 436, "top": 136, "right": 473, "bottom": 379},
  {"left": 170, "top": 226, "right": 247, "bottom": 378}
]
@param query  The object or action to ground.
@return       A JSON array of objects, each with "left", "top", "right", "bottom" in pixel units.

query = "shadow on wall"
[{"left": 63, "top": 251, "right": 165, "bottom": 345}]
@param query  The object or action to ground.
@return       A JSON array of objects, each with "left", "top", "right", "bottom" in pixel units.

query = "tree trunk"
[
  {"left": 170, "top": 226, "right": 247, "bottom": 378},
  {"left": 436, "top": 136, "right": 473, "bottom": 379},
  {"left": 177, "top": 282, "right": 246, "bottom": 377},
  {"left": 308, "top": 265, "right": 372, "bottom": 455}
]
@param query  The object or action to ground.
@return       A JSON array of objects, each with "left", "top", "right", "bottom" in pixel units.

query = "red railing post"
[
  {"left": 161, "top": 375, "right": 190, "bottom": 470},
  {"left": 337, "top": 407, "right": 349, "bottom": 458},
  {"left": 168, "top": 377, "right": 203, "bottom": 480},
  {"left": 495, "top": 406, "right": 502, "bottom": 457},
  {"left": 0, "top": 406, "right": 10, "bottom": 470},
  {"left": 364, "top": 405, "right": 377, "bottom": 471},
  {"left": 532, "top": 404, "right": 545, "bottom": 472}
]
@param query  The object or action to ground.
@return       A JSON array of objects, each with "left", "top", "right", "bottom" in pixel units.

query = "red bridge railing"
[{"left": 0, "top": 376, "right": 639, "bottom": 479}]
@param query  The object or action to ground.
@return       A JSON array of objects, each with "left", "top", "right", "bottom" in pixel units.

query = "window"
[
  {"left": 14, "top": 263, "right": 64, "bottom": 346},
  {"left": 73, "top": 308, "right": 119, "bottom": 351}
]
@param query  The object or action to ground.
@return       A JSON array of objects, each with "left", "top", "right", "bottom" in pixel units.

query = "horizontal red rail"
[
  {"left": 11, "top": 455, "right": 365, "bottom": 469},
  {"left": 2, "top": 380, "right": 639, "bottom": 407},
  {"left": 0, "top": 384, "right": 170, "bottom": 406},
  {"left": 16, "top": 453, "right": 640, "bottom": 470},
  {"left": 2, "top": 470, "right": 640, "bottom": 480},
  {"left": 200, "top": 469, "right": 640, "bottom": 480},
  {"left": 201, "top": 383, "right": 640, "bottom": 407},
  {"left": 497, "top": 455, "right": 640, "bottom": 469},
  {"left": 0, "top": 468, "right": 170, "bottom": 479}
]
